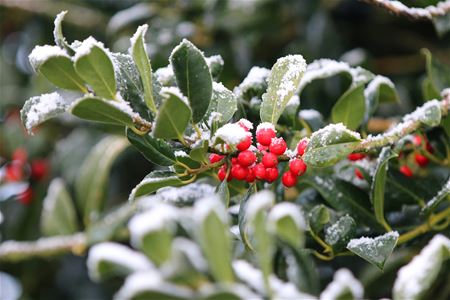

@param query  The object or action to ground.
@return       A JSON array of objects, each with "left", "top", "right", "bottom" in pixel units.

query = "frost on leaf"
[
  {"left": 234, "top": 66, "right": 271, "bottom": 100},
  {"left": 347, "top": 231, "right": 399, "bottom": 270},
  {"left": 393, "top": 234, "right": 450, "bottom": 300},
  {"left": 320, "top": 269, "right": 364, "bottom": 300},
  {"left": 28, "top": 45, "right": 69, "bottom": 71},
  {"left": 21, "top": 92, "right": 69, "bottom": 134},
  {"left": 404, "top": 99, "right": 442, "bottom": 127}
]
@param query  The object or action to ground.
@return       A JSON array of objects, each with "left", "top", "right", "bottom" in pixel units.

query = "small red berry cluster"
[
  {"left": 210, "top": 120, "right": 309, "bottom": 188},
  {"left": 399, "top": 134, "right": 433, "bottom": 177},
  {"left": 347, "top": 153, "right": 367, "bottom": 180}
]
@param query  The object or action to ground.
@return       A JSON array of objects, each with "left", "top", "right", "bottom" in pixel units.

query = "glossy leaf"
[
  {"left": 238, "top": 189, "right": 254, "bottom": 251},
  {"left": 325, "top": 215, "right": 357, "bottom": 252},
  {"left": 170, "top": 39, "right": 212, "bottom": 123},
  {"left": 41, "top": 178, "right": 78, "bottom": 236},
  {"left": 422, "top": 178, "right": 450, "bottom": 214},
  {"left": 364, "top": 75, "right": 398, "bottom": 124},
  {"left": 74, "top": 38, "right": 117, "bottom": 99},
  {"left": 153, "top": 90, "right": 192, "bottom": 140},
  {"left": 39, "top": 56, "right": 86, "bottom": 92},
  {"left": 371, "top": 147, "right": 397, "bottom": 231},
  {"left": 216, "top": 180, "right": 230, "bottom": 207},
  {"left": 331, "top": 84, "right": 365, "bottom": 130},
  {"left": 268, "top": 202, "right": 305, "bottom": 249},
  {"left": 130, "top": 25, "right": 156, "bottom": 113},
  {"left": 75, "top": 136, "right": 128, "bottom": 223},
  {"left": 347, "top": 231, "right": 399, "bottom": 270},
  {"left": 129, "top": 171, "right": 184, "bottom": 200},
  {"left": 203, "top": 82, "right": 237, "bottom": 125},
  {"left": 126, "top": 128, "right": 176, "bottom": 166},
  {"left": 70, "top": 96, "right": 135, "bottom": 127},
  {"left": 189, "top": 140, "right": 209, "bottom": 163},
  {"left": 308, "top": 204, "right": 330, "bottom": 234},
  {"left": 260, "top": 55, "right": 306, "bottom": 124}
]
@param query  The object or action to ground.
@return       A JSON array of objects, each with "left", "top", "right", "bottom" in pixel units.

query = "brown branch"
[{"left": 361, "top": 0, "right": 450, "bottom": 20}]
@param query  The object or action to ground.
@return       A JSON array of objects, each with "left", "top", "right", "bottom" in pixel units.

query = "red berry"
[
  {"left": 296, "top": 138, "right": 308, "bottom": 156},
  {"left": 257, "top": 143, "right": 268, "bottom": 152},
  {"left": 347, "top": 153, "right": 366, "bottom": 161},
  {"left": 426, "top": 142, "right": 433, "bottom": 153},
  {"left": 17, "top": 187, "right": 33, "bottom": 205},
  {"left": 12, "top": 148, "right": 27, "bottom": 163},
  {"left": 209, "top": 153, "right": 224, "bottom": 164},
  {"left": 354, "top": 168, "right": 364, "bottom": 180},
  {"left": 237, "top": 150, "right": 256, "bottom": 167},
  {"left": 237, "top": 135, "right": 252, "bottom": 151},
  {"left": 265, "top": 167, "right": 279, "bottom": 183},
  {"left": 269, "top": 137, "right": 287, "bottom": 156},
  {"left": 31, "top": 159, "right": 49, "bottom": 181},
  {"left": 254, "top": 163, "right": 267, "bottom": 180},
  {"left": 415, "top": 154, "right": 429, "bottom": 167},
  {"left": 282, "top": 171, "right": 297, "bottom": 187},
  {"left": 289, "top": 159, "right": 307, "bottom": 176},
  {"left": 262, "top": 152, "right": 278, "bottom": 168},
  {"left": 413, "top": 135, "right": 422, "bottom": 146},
  {"left": 400, "top": 165, "right": 413, "bottom": 177},
  {"left": 5, "top": 162, "right": 24, "bottom": 182},
  {"left": 237, "top": 119, "right": 253, "bottom": 131},
  {"left": 231, "top": 164, "right": 248, "bottom": 181},
  {"left": 231, "top": 157, "right": 238, "bottom": 165},
  {"left": 245, "top": 167, "right": 256, "bottom": 183},
  {"left": 218, "top": 165, "right": 227, "bottom": 181},
  {"left": 256, "top": 128, "right": 276, "bottom": 146}
]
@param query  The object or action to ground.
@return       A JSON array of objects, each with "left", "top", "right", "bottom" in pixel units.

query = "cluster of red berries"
[
  {"left": 210, "top": 120, "right": 309, "bottom": 188},
  {"left": 2, "top": 148, "right": 49, "bottom": 205}
]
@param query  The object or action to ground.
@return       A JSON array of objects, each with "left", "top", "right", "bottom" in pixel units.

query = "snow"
[
  {"left": 347, "top": 231, "right": 399, "bottom": 249},
  {"left": 403, "top": 99, "right": 441, "bottom": 126},
  {"left": 28, "top": 45, "right": 68, "bottom": 70},
  {"left": 268, "top": 202, "right": 306, "bottom": 230},
  {"left": 155, "top": 66, "right": 174, "bottom": 85},
  {"left": 205, "top": 55, "right": 224, "bottom": 69},
  {"left": 424, "top": 178, "right": 450, "bottom": 209},
  {"left": 272, "top": 55, "right": 306, "bottom": 100},
  {"left": 256, "top": 122, "right": 276, "bottom": 133},
  {"left": 299, "top": 109, "right": 322, "bottom": 121},
  {"left": 213, "top": 123, "right": 250, "bottom": 146},
  {"left": 310, "top": 123, "right": 361, "bottom": 146},
  {"left": 246, "top": 190, "right": 274, "bottom": 220},
  {"left": 286, "top": 95, "right": 300, "bottom": 107},
  {"left": 320, "top": 269, "right": 364, "bottom": 300},
  {"left": 23, "top": 92, "right": 68, "bottom": 133},
  {"left": 73, "top": 36, "right": 109, "bottom": 61},
  {"left": 393, "top": 234, "right": 450, "bottom": 299},
  {"left": 128, "top": 204, "right": 179, "bottom": 247},
  {"left": 160, "top": 86, "right": 188, "bottom": 104},
  {"left": 129, "top": 24, "right": 148, "bottom": 49},
  {"left": 298, "top": 59, "right": 350, "bottom": 92},
  {"left": 87, "top": 242, "right": 153, "bottom": 280},
  {"left": 380, "top": 0, "right": 450, "bottom": 19},
  {"left": 193, "top": 196, "right": 228, "bottom": 224},
  {"left": 325, "top": 215, "right": 351, "bottom": 245},
  {"left": 235, "top": 66, "right": 270, "bottom": 97},
  {"left": 174, "top": 150, "right": 188, "bottom": 157},
  {"left": 365, "top": 75, "right": 394, "bottom": 99},
  {"left": 164, "top": 238, "right": 208, "bottom": 272}
]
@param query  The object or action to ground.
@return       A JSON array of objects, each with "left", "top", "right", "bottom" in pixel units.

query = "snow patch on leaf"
[
  {"left": 28, "top": 45, "right": 69, "bottom": 71},
  {"left": 320, "top": 269, "right": 364, "bottom": 300}
]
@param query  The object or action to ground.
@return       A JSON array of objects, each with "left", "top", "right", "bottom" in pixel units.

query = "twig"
[{"left": 361, "top": 0, "right": 450, "bottom": 20}]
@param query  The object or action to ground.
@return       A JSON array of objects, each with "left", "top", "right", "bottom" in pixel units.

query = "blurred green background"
[{"left": 0, "top": 0, "right": 449, "bottom": 299}]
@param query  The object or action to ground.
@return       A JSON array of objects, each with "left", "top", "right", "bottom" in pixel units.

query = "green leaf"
[
  {"left": 364, "top": 76, "right": 398, "bottom": 124},
  {"left": 205, "top": 55, "right": 224, "bottom": 80},
  {"left": 298, "top": 109, "right": 325, "bottom": 132},
  {"left": 203, "top": 82, "right": 237, "bottom": 125},
  {"left": 128, "top": 205, "right": 178, "bottom": 266},
  {"left": 190, "top": 140, "right": 209, "bottom": 163},
  {"left": 308, "top": 204, "right": 330, "bottom": 234},
  {"left": 153, "top": 90, "right": 192, "bottom": 140},
  {"left": 422, "top": 49, "right": 450, "bottom": 93},
  {"left": 441, "top": 115, "right": 450, "bottom": 138},
  {"left": 325, "top": 215, "right": 357, "bottom": 252},
  {"left": 130, "top": 25, "right": 156, "bottom": 113},
  {"left": 235, "top": 66, "right": 270, "bottom": 100},
  {"left": 70, "top": 96, "right": 135, "bottom": 127},
  {"left": 87, "top": 242, "right": 153, "bottom": 281},
  {"left": 320, "top": 269, "right": 364, "bottom": 300},
  {"left": 195, "top": 197, "right": 234, "bottom": 283},
  {"left": 53, "top": 11, "right": 74, "bottom": 54},
  {"left": 216, "top": 180, "right": 230, "bottom": 207},
  {"left": 422, "top": 77, "right": 441, "bottom": 101},
  {"left": 371, "top": 147, "right": 397, "bottom": 231},
  {"left": 410, "top": 99, "right": 442, "bottom": 127},
  {"left": 129, "top": 171, "right": 184, "bottom": 200},
  {"left": 170, "top": 39, "right": 212, "bottom": 123},
  {"left": 74, "top": 37, "right": 117, "bottom": 99},
  {"left": 21, "top": 92, "right": 69, "bottom": 134},
  {"left": 304, "top": 175, "right": 380, "bottom": 228},
  {"left": 347, "top": 231, "right": 399, "bottom": 270},
  {"left": 393, "top": 235, "right": 450, "bottom": 300},
  {"left": 284, "top": 249, "right": 320, "bottom": 295},
  {"left": 200, "top": 284, "right": 258, "bottom": 300},
  {"left": 126, "top": 128, "right": 176, "bottom": 166},
  {"left": 75, "top": 136, "right": 128, "bottom": 224},
  {"left": 39, "top": 56, "right": 86, "bottom": 92},
  {"left": 331, "top": 84, "right": 365, "bottom": 130},
  {"left": 260, "top": 55, "right": 306, "bottom": 124},
  {"left": 268, "top": 203, "right": 305, "bottom": 249},
  {"left": 303, "top": 123, "right": 361, "bottom": 167},
  {"left": 238, "top": 189, "right": 254, "bottom": 251},
  {"left": 421, "top": 179, "right": 450, "bottom": 214},
  {"left": 41, "top": 178, "right": 78, "bottom": 236}
]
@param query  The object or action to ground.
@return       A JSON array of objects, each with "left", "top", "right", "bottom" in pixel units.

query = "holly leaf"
[
  {"left": 325, "top": 215, "right": 357, "bottom": 252},
  {"left": 331, "top": 84, "right": 365, "bottom": 130},
  {"left": 129, "top": 171, "right": 185, "bottom": 200}
]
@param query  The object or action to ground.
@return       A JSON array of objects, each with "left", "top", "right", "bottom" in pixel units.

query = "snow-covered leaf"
[
  {"left": 320, "top": 269, "right": 364, "bottom": 300},
  {"left": 170, "top": 39, "right": 212, "bottom": 123},
  {"left": 205, "top": 54, "right": 224, "bottom": 80},
  {"left": 130, "top": 25, "right": 156, "bottom": 113},
  {"left": 325, "top": 215, "right": 357, "bottom": 252},
  {"left": 303, "top": 123, "right": 361, "bottom": 167},
  {"left": 331, "top": 84, "right": 365, "bottom": 130},
  {"left": 70, "top": 96, "right": 135, "bottom": 127},
  {"left": 268, "top": 202, "right": 305, "bottom": 249},
  {"left": 53, "top": 11, "right": 73, "bottom": 54},
  {"left": 308, "top": 204, "right": 330, "bottom": 234},
  {"left": 41, "top": 178, "right": 78, "bottom": 236},
  {"left": 393, "top": 235, "right": 450, "bottom": 300},
  {"left": 87, "top": 242, "right": 153, "bottom": 281},
  {"left": 194, "top": 197, "right": 234, "bottom": 283},
  {"left": 126, "top": 128, "right": 176, "bottom": 166},
  {"left": 234, "top": 66, "right": 270, "bottom": 100},
  {"left": 129, "top": 171, "right": 184, "bottom": 201},
  {"left": 347, "top": 231, "right": 399, "bottom": 270},
  {"left": 216, "top": 180, "right": 230, "bottom": 207},
  {"left": 128, "top": 205, "right": 178, "bottom": 266},
  {"left": 298, "top": 109, "right": 325, "bottom": 132},
  {"left": 199, "top": 284, "right": 260, "bottom": 300},
  {"left": 404, "top": 99, "right": 442, "bottom": 127},
  {"left": 422, "top": 178, "right": 450, "bottom": 214},
  {"left": 75, "top": 136, "right": 128, "bottom": 223},
  {"left": 21, "top": 92, "right": 70, "bottom": 134},
  {"left": 260, "top": 55, "right": 306, "bottom": 124},
  {"left": 203, "top": 82, "right": 237, "bottom": 125},
  {"left": 153, "top": 89, "right": 192, "bottom": 140},
  {"left": 363, "top": 75, "right": 398, "bottom": 124},
  {"left": 74, "top": 37, "right": 117, "bottom": 99}
]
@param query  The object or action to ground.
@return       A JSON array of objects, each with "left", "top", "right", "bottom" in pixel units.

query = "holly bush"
[{"left": 2, "top": 7, "right": 450, "bottom": 300}]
